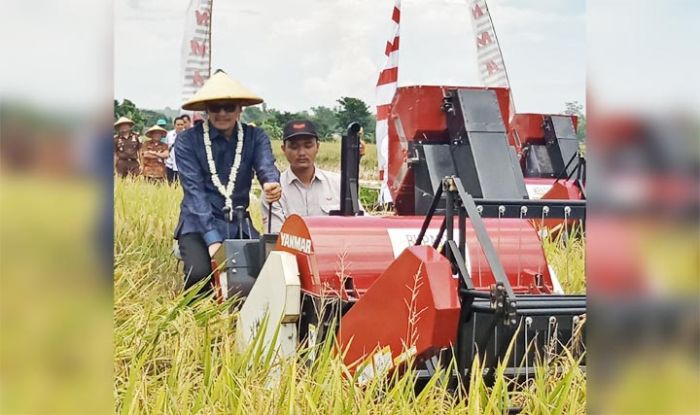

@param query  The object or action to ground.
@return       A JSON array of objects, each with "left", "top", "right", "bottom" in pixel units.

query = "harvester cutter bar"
[
  {"left": 461, "top": 299, "right": 586, "bottom": 383},
  {"left": 432, "top": 176, "right": 587, "bottom": 386}
]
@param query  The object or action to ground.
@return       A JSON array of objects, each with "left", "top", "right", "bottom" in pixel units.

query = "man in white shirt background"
[{"left": 165, "top": 116, "right": 185, "bottom": 184}]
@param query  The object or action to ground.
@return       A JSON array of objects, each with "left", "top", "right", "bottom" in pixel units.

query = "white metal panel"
[{"left": 236, "top": 251, "right": 301, "bottom": 359}]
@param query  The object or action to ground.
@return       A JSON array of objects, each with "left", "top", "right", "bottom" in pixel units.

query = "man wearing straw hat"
[
  {"left": 114, "top": 116, "right": 142, "bottom": 178},
  {"left": 140, "top": 124, "right": 170, "bottom": 181},
  {"left": 175, "top": 69, "right": 282, "bottom": 293}
]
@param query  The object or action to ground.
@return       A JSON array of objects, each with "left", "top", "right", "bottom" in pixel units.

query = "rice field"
[{"left": 114, "top": 173, "right": 586, "bottom": 414}]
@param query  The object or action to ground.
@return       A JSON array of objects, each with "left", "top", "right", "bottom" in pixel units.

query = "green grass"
[{"left": 115, "top": 177, "right": 586, "bottom": 414}]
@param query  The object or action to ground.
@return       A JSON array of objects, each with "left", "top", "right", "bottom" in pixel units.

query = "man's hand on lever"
[{"left": 263, "top": 182, "right": 282, "bottom": 203}]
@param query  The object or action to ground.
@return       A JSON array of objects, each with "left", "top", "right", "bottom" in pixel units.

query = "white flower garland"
[{"left": 203, "top": 120, "right": 244, "bottom": 220}]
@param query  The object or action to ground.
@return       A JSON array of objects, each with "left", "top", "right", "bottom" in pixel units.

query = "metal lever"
[
  {"left": 234, "top": 205, "right": 245, "bottom": 239},
  {"left": 222, "top": 205, "right": 232, "bottom": 222},
  {"left": 267, "top": 201, "right": 273, "bottom": 234},
  {"left": 330, "top": 122, "right": 363, "bottom": 216}
]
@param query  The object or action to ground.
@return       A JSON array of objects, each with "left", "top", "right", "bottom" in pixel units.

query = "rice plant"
[{"left": 114, "top": 177, "right": 586, "bottom": 414}]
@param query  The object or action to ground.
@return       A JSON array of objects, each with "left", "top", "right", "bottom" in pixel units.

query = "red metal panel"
[
  {"left": 387, "top": 85, "right": 512, "bottom": 214},
  {"left": 509, "top": 113, "right": 579, "bottom": 152},
  {"left": 337, "top": 245, "right": 460, "bottom": 370},
  {"left": 542, "top": 180, "right": 583, "bottom": 201},
  {"left": 510, "top": 113, "right": 545, "bottom": 150},
  {"left": 275, "top": 215, "right": 553, "bottom": 298}
]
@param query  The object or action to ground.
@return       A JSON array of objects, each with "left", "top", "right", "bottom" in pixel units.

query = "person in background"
[
  {"left": 181, "top": 114, "right": 192, "bottom": 130},
  {"left": 156, "top": 118, "right": 169, "bottom": 130},
  {"left": 174, "top": 69, "right": 282, "bottom": 294},
  {"left": 165, "top": 116, "right": 185, "bottom": 184},
  {"left": 262, "top": 119, "right": 364, "bottom": 233},
  {"left": 140, "top": 125, "right": 169, "bottom": 181},
  {"left": 192, "top": 112, "right": 205, "bottom": 127},
  {"left": 113, "top": 116, "right": 141, "bottom": 178}
]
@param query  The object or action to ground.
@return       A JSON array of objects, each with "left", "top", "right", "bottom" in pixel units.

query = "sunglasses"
[{"left": 207, "top": 103, "right": 239, "bottom": 113}]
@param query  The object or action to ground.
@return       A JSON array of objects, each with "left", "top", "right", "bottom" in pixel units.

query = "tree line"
[
  {"left": 113, "top": 99, "right": 172, "bottom": 135},
  {"left": 114, "top": 97, "right": 377, "bottom": 142},
  {"left": 114, "top": 97, "right": 585, "bottom": 142},
  {"left": 241, "top": 97, "right": 376, "bottom": 142}
]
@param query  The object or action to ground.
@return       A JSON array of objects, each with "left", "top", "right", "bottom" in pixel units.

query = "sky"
[
  {"left": 114, "top": 0, "right": 586, "bottom": 114},
  {"left": 587, "top": 0, "right": 700, "bottom": 114},
  {"left": 2, "top": 1, "right": 696, "bottom": 116}
]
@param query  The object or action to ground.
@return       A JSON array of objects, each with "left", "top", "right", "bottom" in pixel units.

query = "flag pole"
[{"left": 207, "top": 0, "right": 213, "bottom": 78}]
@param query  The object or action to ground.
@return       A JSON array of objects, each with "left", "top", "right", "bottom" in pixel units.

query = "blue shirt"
[{"left": 174, "top": 121, "right": 280, "bottom": 244}]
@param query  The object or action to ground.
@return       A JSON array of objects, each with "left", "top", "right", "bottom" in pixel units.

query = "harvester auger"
[{"left": 210, "top": 86, "right": 586, "bottom": 388}]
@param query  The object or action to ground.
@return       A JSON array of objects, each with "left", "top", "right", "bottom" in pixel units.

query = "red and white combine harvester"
[
  {"left": 212, "top": 85, "right": 586, "bottom": 386},
  {"left": 387, "top": 85, "right": 585, "bottom": 230}
]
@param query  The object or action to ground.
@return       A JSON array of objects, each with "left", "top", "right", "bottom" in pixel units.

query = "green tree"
[
  {"left": 255, "top": 108, "right": 283, "bottom": 140},
  {"left": 273, "top": 110, "right": 310, "bottom": 127},
  {"left": 113, "top": 99, "right": 171, "bottom": 135},
  {"left": 260, "top": 118, "right": 283, "bottom": 140},
  {"left": 114, "top": 99, "right": 147, "bottom": 133},
  {"left": 252, "top": 109, "right": 312, "bottom": 141},
  {"left": 241, "top": 106, "right": 266, "bottom": 124},
  {"left": 142, "top": 109, "right": 171, "bottom": 129},
  {"left": 564, "top": 101, "right": 586, "bottom": 141},
  {"left": 336, "top": 97, "right": 375, "bottom": 143},
  {"left": 364, "top": 117, "right": 376, "bottom": 143},
  {"left": 309, "top": 106, "right": 338, "bottom": 141}
]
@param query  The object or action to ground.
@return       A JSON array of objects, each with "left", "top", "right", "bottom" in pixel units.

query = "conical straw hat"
[
  {"left": 144, "top": 125, "right": 168, "bottom": 137},
  {"left": 114, "top": 116, "right": 134, "bottom": 127},
  {"left": 181, "top": 69, "right": 263, "bottom": 111}
]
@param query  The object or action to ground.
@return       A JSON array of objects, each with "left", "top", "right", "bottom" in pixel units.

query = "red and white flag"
[
  {"left": 375, "top": 0, "right": 401, "bottom": 204},
  {"left": 468, "top": 0, "right": 511, "bottom": 89},
  {"left": 181, "top": 0, "right": 213, "bottom": 104}
]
